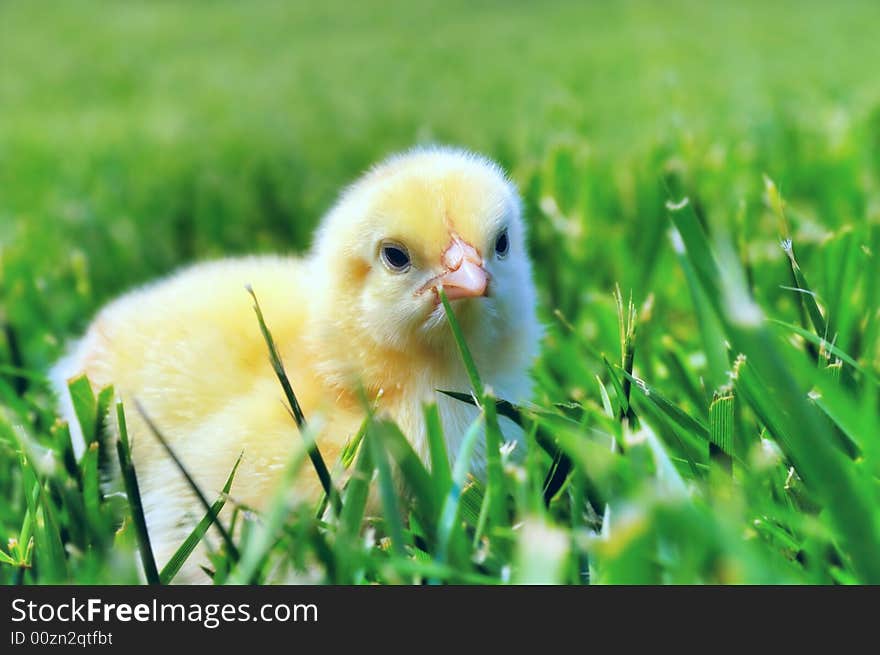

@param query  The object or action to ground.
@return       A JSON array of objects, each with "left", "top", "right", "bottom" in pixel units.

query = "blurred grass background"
[
  {"left": 4, "top": 1, "right": 880, "bottom": 346},
  {"left": 2, "top": 0, "right": 880, "bottom": 584}
]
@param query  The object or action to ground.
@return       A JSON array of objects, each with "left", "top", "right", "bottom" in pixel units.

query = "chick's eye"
[
  {"left": 380, "top": 241, "right": 411, "bottom": 272},
  {"left": 495, "top": 229, "right": 510, "bottom": 258}
]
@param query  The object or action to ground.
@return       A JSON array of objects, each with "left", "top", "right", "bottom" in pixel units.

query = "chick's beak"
[{"left": 435, "top": 236, "right": 490, "bottom": 300}]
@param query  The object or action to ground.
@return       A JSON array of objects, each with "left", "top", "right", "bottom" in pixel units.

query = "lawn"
[{"left": 1, "top": 0, "right": 879, "bottom": 584}]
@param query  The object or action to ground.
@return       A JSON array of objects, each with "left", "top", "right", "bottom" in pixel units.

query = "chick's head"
[{"left": 309, "top": 147, "right": 540, "bottom": 392}]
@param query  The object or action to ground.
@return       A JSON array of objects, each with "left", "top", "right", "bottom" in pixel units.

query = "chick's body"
[{"left": 52, "top": 147, "right": 541, "bottom": 581}]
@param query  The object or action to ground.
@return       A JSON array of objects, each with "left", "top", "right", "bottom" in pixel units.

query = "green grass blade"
[
  {"left": 17, "top": 504, "right": 34, "bottom": 568},
  {"left": 134, "top": 399, "right": 240, "bottom": 565},
  {"left": 601, "top": 356, "right": 632, "bottom": 420},
  {"left": 595, "top": 375, "right": 614, "bottom": 418},
  {"left": 337, "top": 428, "right": 374, "bottom": 582},
  {"left": 438, "top": 288, "right": 484, "bottom": 396},
  {"left": 8, "top": 422, "right": 67, "bottom": 582},
  {"left": 114, "top": 402, "right": 160, "bottom": 584},
  {"left": 614, "top": 285, "right": 639, "bottom": 420},
  {"left": 339, "top": 421, "right": 367, "bottom": 469},
  {"left": 438, "top": 288, "right": 506, "bottom": 529},
  {"left": 95, "top": 385, "right": 115, "bottom": 435},
  {"left": 782, "top": 239, "right": 830, "bottom": 344},
  {"left": 68, "top": 375, "right": 97, "bottom": 447},
  {"left": 438, "top": 389, "right": 523, "bottom": 425},
  {"left": 769, "top": 319, "right": 875, "bottom": 383},
  {"left": 670, "top": 226, "right": 730, "bottom": 390},
  {"left": 621, "top": 370, "right": 711, "bottom": 442},
  {"left": 34, "top": 480, "right": 67, "bottom": 582},
  {"left": 51, "top": 419, "right": 80, "bottom": 488},
  {"left": 366, "top": 417, "right": 406, "bottom": 558},
  {"left": 708, "top": 391, "right": 735, "bottom": 472},
  {"left": 160, "top": 452, "right": 242, "bottom": 584},
  {"left": 459, "top": 479, "right": 485, "bottom": 528},
  {"left": 81, "top": 441, "right": 102, "bottom": 530},
  {"left": 247, "top": 286, "right": 341, "bottom": 515},
  {"left": 434, "top": 416, "right": 483, "bottom": 570},
  {"left": 708, "top": 392, "right": 734, "bottom": 455},
  {"left": 665, "top": 197, "right": 724, "bottom": 314},
  {"left": 372, "top": 418, "right": 437, "bottom": 539},
  {"left": 17, "top": 455, "right": 67, "bottom": 582},
  {"left": 424, "top": 403, "right": 452, "bottom": 500}
]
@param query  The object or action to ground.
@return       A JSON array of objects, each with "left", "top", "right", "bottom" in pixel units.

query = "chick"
[{"left": 50, "top": 146, "right": 541, "bottom": 581}]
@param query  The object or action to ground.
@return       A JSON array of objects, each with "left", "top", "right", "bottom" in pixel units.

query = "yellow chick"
[{"left": 50, "top": 146, "right": 541, "bottom": 581}]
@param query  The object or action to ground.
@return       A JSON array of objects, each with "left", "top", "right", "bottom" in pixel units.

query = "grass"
[{"left": 1, "top": 0, "right": 880, "bottom": 584}]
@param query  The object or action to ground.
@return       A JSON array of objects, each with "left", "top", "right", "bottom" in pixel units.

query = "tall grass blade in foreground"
[
  {"left": 434, "top": 416, "right": 483, "bottom": 571},
  {"left": 160, "top": 452, "right": 243, "bottom": 584},
  {"left": 438, "top": 287, "right": 507, "bottom": 529},
  {"left": 115, "top": 401, "right": 160, "bottom": 584},
  {"left": 424, "top": 403, "right": 452, "bottom": 501},
  {"left": 247, "top": 285, "right": 342, "bottom": 515},
  {"left": 765, "top": 176, "right": 833, "bottom": 347},
  {"left": 134, "top": 399, "right": 240, "bottom": 566},
  {"left": 366, "top": 418, "right": 406, "bottom": 558},
  {"left": 335, "top": 429, "right": 374, "bottom": 584},
  {"left": 613, "top": 285, "right": 638, "bottom": 425}
]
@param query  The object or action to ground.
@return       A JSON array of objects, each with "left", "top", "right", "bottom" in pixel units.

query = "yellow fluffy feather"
[{"left": 51, "top": 146, "right": 541, "bottom": 581}]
